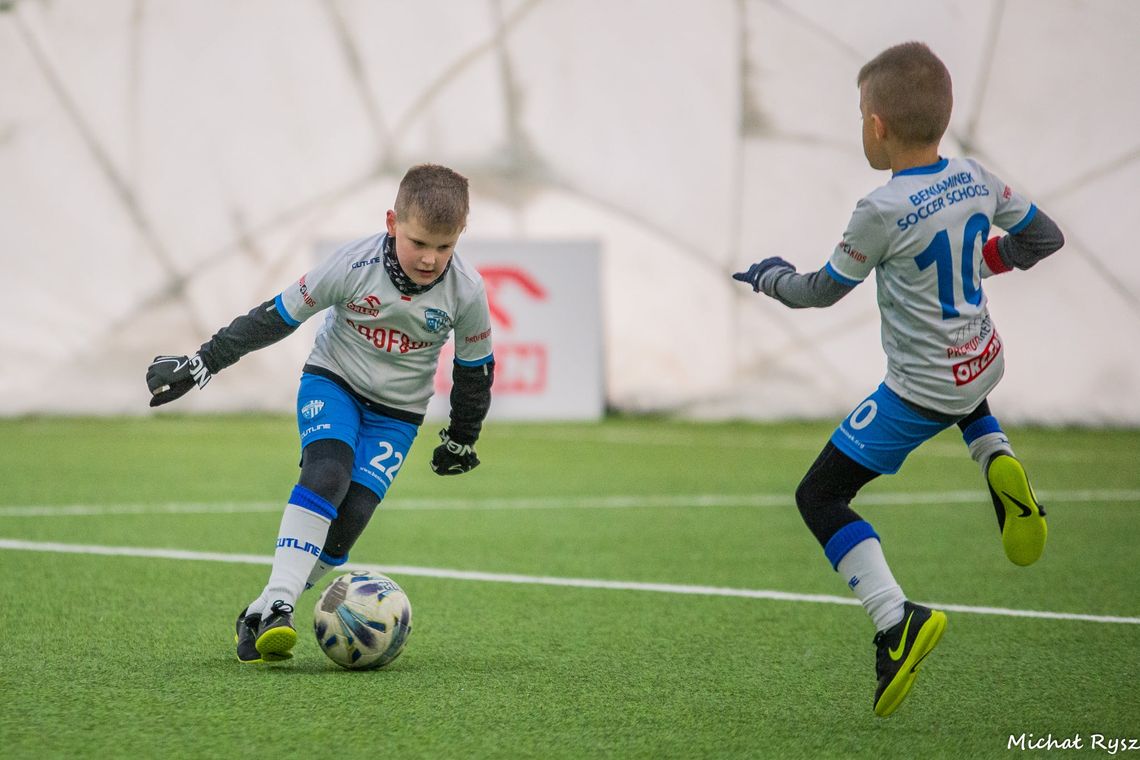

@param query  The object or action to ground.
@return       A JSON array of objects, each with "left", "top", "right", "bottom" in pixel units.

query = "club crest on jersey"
[
  {"left": 301, "top": 399, "right": 325, "bottom": 420},
  {"left": 424, "top": 308, "right": 452, "bottom": 333}
]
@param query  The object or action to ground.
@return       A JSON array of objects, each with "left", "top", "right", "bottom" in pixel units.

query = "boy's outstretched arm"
[
  {"left": 982, "top": 208, "right": 1065, "bottom": 276},
  {"left": 146, "top": 299, "right": 297, "bottom": 406},
  {"left": 431, "top": 359, "right": 495, "bottom": 476},
  {"left": 734, "top": 257, "right": 855, "bottom": 309}
]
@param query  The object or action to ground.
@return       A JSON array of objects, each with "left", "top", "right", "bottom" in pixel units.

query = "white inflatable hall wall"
[{"left": 2, "top": 0, "right": 1137, "bottom": 423}]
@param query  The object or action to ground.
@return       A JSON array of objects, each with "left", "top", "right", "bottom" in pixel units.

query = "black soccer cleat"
[
  {"left": 234, "top": 607, "right": 264, "bottom": 664},
  {"left": 872, "top": 601, "right": 947, "bottom": 717},
  {"left": 255, "top": 600, "right": 298, "bottom": 660},
  {"left": 986, "top": 454, "right": 1047, "bottom": 566}
]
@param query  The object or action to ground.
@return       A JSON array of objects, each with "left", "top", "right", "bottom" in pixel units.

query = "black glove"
[
  {"left": 146, "top": 353, "right": 212, "bottom": 407},
  {"left": 430, "top": 429, "right": 480, "bottom": 476},
  {"left": 732, "top": 257, "right": 796, "bottom": 295}
]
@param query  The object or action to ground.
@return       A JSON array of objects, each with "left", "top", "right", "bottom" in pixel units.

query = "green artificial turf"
[{"left": 1, "top": 416, "right": 1137, "bottom": 758}]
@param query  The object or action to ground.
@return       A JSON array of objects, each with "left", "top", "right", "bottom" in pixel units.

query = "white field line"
[
  {"left": 1, "top": 489, "right": 1138, "bottom": 518},
  {"left": 507, "top": 428, "right": 1140, "bottom": 463},
  {"left": 1, "top": 538, "right": 1137, "bottom": 626}
]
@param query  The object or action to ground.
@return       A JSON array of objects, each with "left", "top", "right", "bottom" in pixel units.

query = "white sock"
[
  {"left": 304, "top": 551, "right": 348, "bottom": 592},
  {"left": 837, "top": 538, "right": 906, "bottom": 632},
  {"left": 968, "top": 432, "right": 1014, "bottom": 475},
  {"left": 247, "top": 501, "right": 332, "bottom": 616}
]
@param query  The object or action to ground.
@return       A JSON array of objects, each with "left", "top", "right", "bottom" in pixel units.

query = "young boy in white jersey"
[
  {"left": 146, "top": 164, "right": 495, "bottom": 663},
  {"left": 734, "top": 42, "right": 1064, "bottom": 717}
]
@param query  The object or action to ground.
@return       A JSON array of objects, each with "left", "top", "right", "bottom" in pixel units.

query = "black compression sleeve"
[
  {"left": 198, "top": 299, "right": 297, "bottom": 373},
  {"left": 996, "top": 209, "right": 1065, "bottom": 271},
  {"left": 769, "top": 268, "right": 855, "bottom": 309},
  {"left": 447, "top": 360, "right": 495, "bottom": 445}
]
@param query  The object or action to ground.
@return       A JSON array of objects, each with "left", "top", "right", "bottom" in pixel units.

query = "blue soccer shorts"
[
  {"left": 296, "top": 373, "right": 419, "bottom": 499},
  {"left": 829, "top": 383, "right": 955, "bottom": 475}
]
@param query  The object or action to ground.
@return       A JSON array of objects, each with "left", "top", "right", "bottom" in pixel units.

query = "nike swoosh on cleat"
[
  {"left": 888, "top": 612, "right": 914, "bottom": 661},
  {"left": 1002, "top": 491, "right": 1034, "bottom": 518}
]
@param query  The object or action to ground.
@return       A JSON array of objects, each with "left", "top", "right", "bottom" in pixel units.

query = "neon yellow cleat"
[
  {"left": 873, "top": 602, "right": 947, "bottom": 718},
  {"left": 255, "top": 600, "right": 298, "bottom": 660},
  {"left": 235, "top": 607, "right": 292, "bottom": 663},
  {"left": 986, "top": 454, "right": 1048, "bottom": 566}
]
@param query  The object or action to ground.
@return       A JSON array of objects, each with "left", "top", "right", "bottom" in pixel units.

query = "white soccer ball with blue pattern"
[{"left": 313, "top": 572, "right": 412, "bottom": 669}]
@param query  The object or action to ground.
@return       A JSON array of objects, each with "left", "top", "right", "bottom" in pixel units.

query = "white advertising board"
[{"left": 426, "top": 240, "right": 604, "bottom": 422}]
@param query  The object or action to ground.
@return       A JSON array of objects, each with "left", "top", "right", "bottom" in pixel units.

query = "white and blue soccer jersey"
[
  {"left": 825, "top": 157, "right": 1037, "bottom": 416},
  {"left": 275, "top": 232, "right": 493, "bottom": 417}
]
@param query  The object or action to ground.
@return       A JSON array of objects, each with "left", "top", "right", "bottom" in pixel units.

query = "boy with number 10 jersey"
[
  {"left": 831, "top": 156, "right": 1034, "bottom": 416},
  {"left": 734, "top": 42, "right": 1065, "bottom": 718}
]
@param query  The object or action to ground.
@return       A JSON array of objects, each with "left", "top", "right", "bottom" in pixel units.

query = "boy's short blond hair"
[
  {"left": 394, "top": 164, "right": 470, "bottom": 232},
  {"left": 857, "top": 42, "right": 952, "bottom": 146}
]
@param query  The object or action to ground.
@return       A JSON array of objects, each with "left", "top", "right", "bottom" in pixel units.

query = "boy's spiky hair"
[
  {"left": 857, "top": 42, "right": 952, "bottom": 145},
  {"left": 395, "top": 164, "right": 470, "bottom": 232}
]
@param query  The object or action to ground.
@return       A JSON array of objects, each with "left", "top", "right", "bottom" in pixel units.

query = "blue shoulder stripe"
[
  {"left": 1006, "top": 204, "right": 1038, "bottom": 234},
  {"left": 825, "top": 262, "right": 862, "bottom": 287},
  {"left": 274, "top": 294, "right": 300, "bottom": 327},
  {"left": 455, "top": 353, "right": 494, "bottom": 367}
]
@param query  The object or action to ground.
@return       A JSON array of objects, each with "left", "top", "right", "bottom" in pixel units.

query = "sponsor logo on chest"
[
  {"left": 346, "top": 318, "right": 435, "bottom": 354},
  {"left": 346, "top": 294, "right": 382, "bottom": 317}
]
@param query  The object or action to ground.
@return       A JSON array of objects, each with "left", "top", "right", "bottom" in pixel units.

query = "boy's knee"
[
  {"left": 795, "top": 471, "right": 824, "bottom": 517},
  {"left": 299, "top": 439, "right": 355, "bottom": 507},
  {"left": 298, "top": 458, "right": 351, "bottom": 506},
  {"left": 794, "top": 465, "right": 864, "bottom": 548}
]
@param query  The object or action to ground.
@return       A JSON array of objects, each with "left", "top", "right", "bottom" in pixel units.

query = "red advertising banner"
[{"left": 428, "top": 241, "right": 603, "bottom": 421}]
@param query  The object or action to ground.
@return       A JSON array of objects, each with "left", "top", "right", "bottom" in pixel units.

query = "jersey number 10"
[{"left": 914, "top": 212, "right": 991, "bottom": 320}]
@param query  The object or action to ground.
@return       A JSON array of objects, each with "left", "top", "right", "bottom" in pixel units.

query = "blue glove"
[{"left": 733, "top": 257, "right": 796, "bottom": 294}]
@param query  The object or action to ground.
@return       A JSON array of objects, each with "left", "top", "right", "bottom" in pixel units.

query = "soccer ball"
[{"left": 313, "top": 571, "right": 413, "bottom": 670}]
